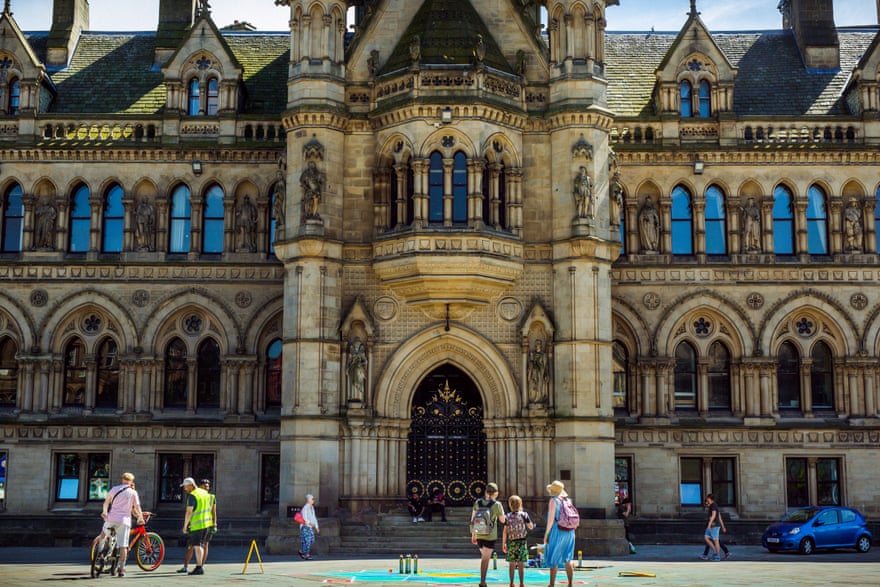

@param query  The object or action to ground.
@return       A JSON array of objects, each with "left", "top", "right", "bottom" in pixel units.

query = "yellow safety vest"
[{"left": 189, "top": 487, "right": 214, "bottom": 531}]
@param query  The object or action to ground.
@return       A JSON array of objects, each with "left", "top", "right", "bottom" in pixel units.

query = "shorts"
[
  {"left": 476, "top": 538, "right": 496, "bottom": 550},
  {"left": 505, "top": 538, "right": 528, "bottom": 563},
  {"left": 188, "top": 527, "right": 214, "bottom": 548},
  {"left": 102, "top": 520, "right": 131, "bottom": 542},
  {"left": 705, "top": 527, "right": 720, "bottom": 541}
]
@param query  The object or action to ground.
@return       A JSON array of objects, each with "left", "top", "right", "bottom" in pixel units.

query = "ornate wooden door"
[{"left": 406, "top": 365, "right": 486, "bottom": 506}]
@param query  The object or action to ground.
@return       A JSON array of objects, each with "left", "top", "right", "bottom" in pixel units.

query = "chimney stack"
[
  {"left": 156, "top": 0, "right": 197, "bottom": 64},
  {"left": 46, "top": 0, "right": 89, "bottom": 68},
  {"left": 788, "top": 0, "right": 839, "bottom": 70}
]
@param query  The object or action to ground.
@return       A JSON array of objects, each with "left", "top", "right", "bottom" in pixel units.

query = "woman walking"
[
  {"left": 298, "top": 494, "right": 319, "bottom": 560},
  {"left": 543, "top": 480, "right": 575, "bottom": 587}
]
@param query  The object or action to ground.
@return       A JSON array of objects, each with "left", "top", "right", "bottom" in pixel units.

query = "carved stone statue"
[
  {"left": 639, "top": 196, "right": 660, "bottom": 252},
  {"left": 527, "top": 338, "right": 550, "bottom": 404},
  {"left": 408, "top": 35, "right": 421, "bottom": 64},
  {"left": 272, "top": 180, "right": 285, "bottom": 229},
  {"left": 515, "top": 49, "right": 526, "bottom": 76},
  {"left": 134, "top": 198, "right": 155, "bottom": 251},
  {"left": 844, "top": 198, "right": 863, "bottom": 252},
  {"left": 236, "top": 195, "right": 258, "bottom": 251},
  {"left": 573, "top": 166, "right": 594, "bottom": 218},
  {"left": 741, "top": 197, "right": 761, "bottom": 253},
  {"left": 34, "top": 197, "right": 57, "bottom": 249},
  {"left": 473, "top": 34, "right": 486, "bottom": 65},
  {"left": 300, "top": 160, "right": 326, "bottom": 220},
  {"left": 611, "top": 173, "right": 623, "bottom": 226},
  {"left": 367, "top": 49, "right": 380, "bottom": 76},
  {"left": 347, "top": 338, "right": 367, "bottom": 402}
]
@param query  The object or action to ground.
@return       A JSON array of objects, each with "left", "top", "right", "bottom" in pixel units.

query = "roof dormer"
[
  {"left": 653, "top": 1, "right": 737, "bottom": 118},
  {"left": 845, "top": 32, "right": 880, "bottom": 115},
  {"left": 0, "top": 9, "right": 55, "bottom": 115},
  {"left": 161, "top": 9, "right": 243, "bottom": 118}
]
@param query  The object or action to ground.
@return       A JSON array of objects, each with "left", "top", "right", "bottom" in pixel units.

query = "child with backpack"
[
  {"left": 502, "top": 495, "right": 534, "bottom": 587},
  {"left": 471, "top": 482, "right": 506, "bottom": 587}
]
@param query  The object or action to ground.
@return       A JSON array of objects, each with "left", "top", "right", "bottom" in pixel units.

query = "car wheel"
[
  {"left": 799, "top": 537, "right": 814, "bottom": 555},
  {"left": 856, "top": 535, "right": 872, "bottom": 553}
]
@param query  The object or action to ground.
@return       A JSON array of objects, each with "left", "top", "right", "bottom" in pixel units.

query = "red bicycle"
[{"left": 90, "top": 512, "right": 165, "bottom": 576}]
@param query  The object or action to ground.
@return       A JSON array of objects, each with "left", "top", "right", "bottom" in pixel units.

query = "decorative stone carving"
[
  {"left": 844, "top": 198, "right": 863, "bottom": 252},
  {"left": 34, "top": 197, "right": 57, "bottom": 250},
  {"left": 347, "top": 338, "right": 367, "bottom": 403},
  {"left": 741, "top": 197, "right": 761, "bottom": 253},
  {"left": 527, "top": 337, "right": 549, "bottom": 404},
  {"left": 573, "top": 166, "right": 594, "bottom": 219},
  {"left": 300, "top": 160, "right": 325, "bottom": 220},
  {"left": 639, "top": 196, "right": 660, "bottom": 252},
  {"left": 134, "top": 197, "right": 156, "bottom": 252},
  {"left": 236, "top": 195, "right": 258, "bottom": 252}
]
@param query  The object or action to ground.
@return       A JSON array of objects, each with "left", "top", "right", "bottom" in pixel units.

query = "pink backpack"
[{"left": 556, "top": 497, "right": 580, "bottom": 531}]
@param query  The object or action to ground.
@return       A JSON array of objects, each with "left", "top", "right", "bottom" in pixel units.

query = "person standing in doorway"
[
  {"left": 470, "top": 482, "right": 505, "bottom": 587},
  {"left": 298, "top": 493, "right": 319, "bottom": 560},
  {"left": 181, "top": 477, "right": 215, "bottom": 575},
  {"left": 617, "top": 491, "right": 636, "bottom": 553},
  {"left": 703, "top": 493, "right": 726, "bottom": 561},
  {"left": 544, "top": 480, "right": 575, "bottom": 587}
]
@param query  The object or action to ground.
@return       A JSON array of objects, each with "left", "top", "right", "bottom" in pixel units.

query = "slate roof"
[
  {"left": 25, "top": 31, "right": 288, "bottom": 116},
  {"left": 605, "top": 30, "right": 877, "bottom": 118}
]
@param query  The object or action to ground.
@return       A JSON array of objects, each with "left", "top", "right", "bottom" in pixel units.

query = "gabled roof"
[
  {"left": 379, "top": 0, "right": 513, "bottom": 76},
  {"left": 605, "top": 30, "right": 876, "bottom": 117},
  {"left": 656, "top": 9, "right": 736, "bottom": 75}
]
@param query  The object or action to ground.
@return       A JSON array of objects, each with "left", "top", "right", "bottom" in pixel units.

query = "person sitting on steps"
[{"left": 407, "top": 487, "right": 426, "bottom": 523}]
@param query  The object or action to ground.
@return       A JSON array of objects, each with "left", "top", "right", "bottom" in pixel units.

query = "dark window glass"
[
  {"left": 69, "top": 184, "right": 91, "bottom": 253},
  {"left": 87, "top": 454, "right": 110, "bottom": 501},
  {"left": 679, "top": 80, "right": 692, "bottom": 117},
  {"left": 0, "top": 337, "right": 17, "bottom": 406},
  {"left": 452, "top": 152, "right": 467, "bottom": 223},
  {"left": 671, "top": 185, "right": 693, "bottom": 255},
  {"left": 772, "top": 185, "right": 795, "bottom": 255},
  {"left": 612, "top": 341, "right": 627, "bottom": 410},
  {"left": 95, "top": 338, "right": 119, "bottom": 409},
  {"left": 63, "top": 338, "right": 86, "bottom": 406},
  {"left": 158, "top": 453, "right": 214, "bottom": 503},
  {"left": 164, "top": 338, "right": 188, "bottom": 407},
  {"left": 817, "top": 458, "right": 840, "bottom": 505},
  {"left": 786, "top": 457, "right": 809, "bottom": 507},
  {"left": 806, "top": 185, "right": 828, "bottom": 254},
  {"left": 9, "top": 78, "right": 19, "bottom": 115},
  {"left": 54, "top": 453, "right": 107, "bottom": 501},
  {"left": 704, "top": 185, "right": 726, "bottom": 255},
  {"left": 202, "top": 185, "right": 224, "bottom": 254},
  {"left": 196, "top": 338, "right": 221, "bottom": 408},
  {"left": 680, "top": 457, "right": 702, "bottom": 505},
  {"left": 674, "top": 342, "right": 697, "bottom": 409},
  {"left": 206, "top": 78, "right": 219, "bottom": 115},
  {"left": 810, "top": 341, "right": 834, "bottom": 409},
  {"left": 711, "top": 458, "right": 736, "bottom": 506},
  {"left": 260, "top": 453, "right": 280, "bottom": 508},
  {"left": 0, "top": 451, "right": 6, "bottom": 509},
  {"left": 698, "top": 80, "right": 711, "bottom": 117},
  {"left": 708, "top": 341, "right": 731, "bottom": 409},
  {"left": 615, "top": 456, "right": 633, "bottom": 504},
  {"left": 875, "top": 187, "right": 880, "bottom": 253},
  {"left": 266, "top": 338, "right": 282, "bottom": 408},
  {"left": 188, "top": 78, "right": 200, "bottom": 116},
  {"left": 777, "top": 341, "right": 800, "bottom": 409},
  {"left": 169, "top": 185, "right": 192, "bottom": 253},
  {"left": 428, "top": 152, "right": 443, "bottom": 223},
  {"left": 2, "top": 184, "right": 23, "bottom": 252},
  {"left": 102, "top": 185, "right": 124, "bottom": 253}
]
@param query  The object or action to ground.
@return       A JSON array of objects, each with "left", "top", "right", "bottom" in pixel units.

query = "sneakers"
[
  {"left": 711, "top": 555, "right": 721, "bottom": 561},
  {"left": 412, "top": 517, "right": 418, "bottom": 523},
  {"left": 176, "top": 567, "right": 189, "bottom": 573},
  {"left": 699, "top": 554, "right": 708, "bottom": 560},
  {"left": 188, "top": 566, "right": 204, "bottom": 575},
  {"left": 724, "top": 551, "right": 732, "bottom": 560},
  {"left": 417, "top": 517, "right": 425, "bottom": 522},
  {"left": 117, "top": 568, "right": 125, "bottom": 577}
]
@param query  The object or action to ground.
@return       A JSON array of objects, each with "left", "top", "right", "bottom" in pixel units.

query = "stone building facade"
[{"left": 0, "top": 0, "right": 878, "bottom": 545}]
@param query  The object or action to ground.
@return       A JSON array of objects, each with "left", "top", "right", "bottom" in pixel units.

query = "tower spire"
[
  {"left": 689, "top": 0, "right": 699, "bottom": 17},
  {"left": 4, "top": 0, "right": 11, "bottom": 17}
]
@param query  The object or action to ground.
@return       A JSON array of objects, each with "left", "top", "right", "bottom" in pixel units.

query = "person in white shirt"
[{"left": 92, "top": 472, "right": 144, "bottom": 577}]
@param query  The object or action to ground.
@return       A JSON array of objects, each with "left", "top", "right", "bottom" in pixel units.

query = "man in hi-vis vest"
[{"left": 181, "top": 477, "right": 216, "bottom": 576}]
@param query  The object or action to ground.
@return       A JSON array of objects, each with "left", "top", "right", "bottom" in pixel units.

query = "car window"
[
  {"left": 840, "top": 509, "right": 856, "bottom": 523},
  {"left": 816, "top": 510, "right": 839, "bottom": 525},
  {"left": 783, "top": 508, "right": 818, "bottom": 523}
]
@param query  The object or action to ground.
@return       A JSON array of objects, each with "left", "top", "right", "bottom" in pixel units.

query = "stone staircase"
[{"left": 334, "top": 506, "right": 546, "bottom": 556}]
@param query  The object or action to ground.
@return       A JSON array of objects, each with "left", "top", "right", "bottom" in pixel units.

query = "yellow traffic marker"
[{"left": 619, "top": 571, "right": 656, "bottom": 577}]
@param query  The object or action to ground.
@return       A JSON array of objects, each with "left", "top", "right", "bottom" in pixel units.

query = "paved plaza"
[{"left": 0, "top": 545, "right": 877, "bottom": 586}]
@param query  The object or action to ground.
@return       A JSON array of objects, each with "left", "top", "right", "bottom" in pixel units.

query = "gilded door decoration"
[{"left": 407, "top": 370, "right": 486, "bottom": 506}]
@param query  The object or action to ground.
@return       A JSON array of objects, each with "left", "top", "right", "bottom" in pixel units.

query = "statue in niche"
[
  {"left": 134, "top": 198, "right": 155, "bottom": 251},
  {"left": 527, "top": 338, "right": 550, "bottom": 404},
  {"left": 573, "top": 166, "right": 594, "bottom": 218},
  {"left": 741, "top": 197, "right": 761, "bottom": 253},
  {"left": 272, "top": 180, "right": 285, "bottom": 229},
  {"left": 34, "top": 197, "right": 57, "bottom": 249},
  {"left": 408, "top": 35, "right": 421, "bottom": 64},
  {"left": 639, "top": 196, "right": 660, "bottom": 252},
  {"left": 367, "top": 49, "right": 380, "bottom": 76},
  {"left": 472, "top": 34, "right": 486, "bottom": 65},
  {"left": 844, "top": 198, "right": 863, "bottom": 252},
  {"left": 610, "top": 173, "right": 623, "bottom": 226},
  {"left": 300, "top": 160, "right": 326, "bottom": 220},
  {"left": 347, "top": 338, "right": 367, "bottom": 402},
  {"left": 236, "top": 195, "right": 258, "bottom": 251},
  {"left": 515, "top": 49, "right": 526, "bottom": 76}
]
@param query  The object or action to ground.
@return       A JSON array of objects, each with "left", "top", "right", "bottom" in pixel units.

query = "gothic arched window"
[
  {"left": 0, "top": 336, "right": 18, "bottom": 406},
  {"left": 206, "top": 78, "right": 220, "bottom": 115},
  {"left": 169, "top": 185, "right": 192, "bottom": 253},
  {"left": 95, "top": 338, "right": 119, "bottom": 409},
  {"left": 772, "top": 185, "right": 795, "bottom": 255},
  {"left": 187, "top": 78, "right": 200, "bottom": 115},
  {"left": 63, "top": 338, "right": 87, "bottom": 406},
  {"left": 679, "top": 81, "right": 693, "bottom": 117},
  {"left": 671, "top": 185, "right": 693, "bottom": 255},
  {"left": 708, "top": 340, "right": 731, "bottom": 410},
  {"left": 164, "top": 337, "right": 188, "bottom": 407},
  {"left": 202, "top": 184, "right": 224, "bottom": 254},
  {"left": 102, "top": 184, "right": 124, "bottom": 253},
  {"left": 452, "top": 151, "right": 467, "bottom": 223},
  {"left": 674, "top": 341, "right": 697, "bottom": 409},
  {"left": 428, "top": 151, "right": 443, "bottom": 223},
  {"left": 196, "top": 338, "right": 221, "bottom": 408},
  {"left": 777, "top": 341, "right": 800, "bottom": 409},
  {"left": 69, "top": 184, "right": 91, "bottom": 253},
  {"left": 612, "top": 340, "right": 628, "bottom": 411},
  {"left": 806, "top": 185, "right": 828, "bottom": 255},
  {"left": 698, "top": 79, "right": 711, "bottom": 117},
  {"left": 810, "top": 341, "right": 834, "bottom": 409},
  {"left": 704, "top": 185, "right": 726, "bottom": 255},
  {"left": 266, "top": 338, "right": 282, "bottom": 409},
  {"left": 8, "top": 78, "right": 19, "bottom": 115},
  {"left": 1, "top": 183, "right": 23, "bottom": 252}
]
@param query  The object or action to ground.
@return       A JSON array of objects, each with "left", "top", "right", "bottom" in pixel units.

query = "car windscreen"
[{"left": 781, "top": 508, "right": 818, "bottom": 523}]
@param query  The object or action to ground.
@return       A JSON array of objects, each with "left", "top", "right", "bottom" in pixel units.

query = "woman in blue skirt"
[{"left": 543, "top": 480, "right": 575, "bottom": 587}]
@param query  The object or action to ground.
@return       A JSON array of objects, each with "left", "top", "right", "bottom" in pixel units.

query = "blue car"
[{"left": 762, "top": 506, "right": 873, "bottom": 554}]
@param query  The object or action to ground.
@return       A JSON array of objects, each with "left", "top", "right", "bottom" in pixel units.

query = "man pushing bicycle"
[{"left": 92, "top": 472, "right": 145, "bottom": 577}]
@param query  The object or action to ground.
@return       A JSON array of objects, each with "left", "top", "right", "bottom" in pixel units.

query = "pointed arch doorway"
[{"left": 406, "top": 364, "right": 487, "bottom": 506}]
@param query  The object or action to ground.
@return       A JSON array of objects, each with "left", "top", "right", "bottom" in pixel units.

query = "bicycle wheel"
[
  {"left": 135, "top": 532, "right": 165, "bottom": 571},
  {"left": 90, "top": 541, "right": 109, "bottom": 578}
]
